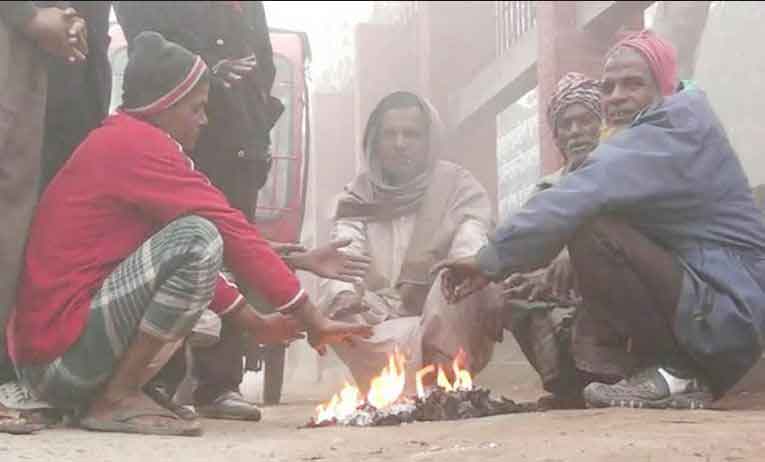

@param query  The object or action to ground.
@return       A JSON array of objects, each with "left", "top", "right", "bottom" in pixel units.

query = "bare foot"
[{"left": 81, "top": 392, "right": 201, "bottom": 436}]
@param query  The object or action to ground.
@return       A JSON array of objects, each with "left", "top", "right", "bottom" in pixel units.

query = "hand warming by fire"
[
  {"left": 306, "top": 348, "right": 532, "bottom": 428},
  {"left": 314, "top": 348, "right": 474, "bottom": 424}
]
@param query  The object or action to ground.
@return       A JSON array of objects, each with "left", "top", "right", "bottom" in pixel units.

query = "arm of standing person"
[
  {"left": 1, "top": 2, "right": 87, "bottom": 61},
  {"left": 246, "top": 1, "right": 276, "bottom": 92}
]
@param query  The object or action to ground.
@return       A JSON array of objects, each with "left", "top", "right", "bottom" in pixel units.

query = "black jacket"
[
  {"left": 114, "top": 1, "right": 283, "bottom": 219},
  {"left": 39, "top": 1, "right": 112, "bottom": 187}
]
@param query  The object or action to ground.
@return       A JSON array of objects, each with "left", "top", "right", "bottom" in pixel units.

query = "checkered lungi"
[{"left": 17, "top": 216, "right": 223, "bottom": 408}]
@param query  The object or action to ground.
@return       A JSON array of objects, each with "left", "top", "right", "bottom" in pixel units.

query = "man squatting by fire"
[
  {"left": 436, "top": 30, "right": 765, "bottom": 410},
  {"left": 321, "top": 90, "right": 503, "bottom": 393},
  {"left": 6, "top": 31, "right": 373, "bottom": 436}
]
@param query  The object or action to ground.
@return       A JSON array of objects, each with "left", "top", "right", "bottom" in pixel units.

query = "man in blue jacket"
[{"left": 436, "top": 30, "right": 765, "bottom": 409}]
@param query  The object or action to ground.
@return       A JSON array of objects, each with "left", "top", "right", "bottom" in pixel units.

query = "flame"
[
  {"left": 452, "top": 348, "right": 473, "bottom": 390},
  {"left": 315, "top": 382, "right": 361, "bottom": 423},
  {"left": 416, "top": 365, "right": 435, "bottom": 399},
  {"left": 313, "top": 347, "right": 474, "bottom": 424},
  {"left": 367, "top": 348, "right": 407, "bottom": 409},
  {"left": 436, "top": 365, "right": 453, "bottom": 392},
  {"left": 432, "top": 349, "right": 472, "bottom": 393}
]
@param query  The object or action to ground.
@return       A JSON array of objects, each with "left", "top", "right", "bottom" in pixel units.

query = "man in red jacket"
[{"left": 7, "top": 31, "right": 371, "bottom": 436}]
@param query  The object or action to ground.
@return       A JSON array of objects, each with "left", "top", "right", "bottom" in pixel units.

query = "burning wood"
[{"left": 302, "top": 349, "right": 536, "bottom": 429}]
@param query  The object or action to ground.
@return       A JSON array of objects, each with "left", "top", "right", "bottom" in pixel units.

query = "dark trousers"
[
  {"left": 149, "top": 320, "right": 245, "bottom": 405},
  {"left": 511, "top": 216, "right": 691, "bottom": 397},
  {"left": 192, "top": 321, "right": 245, "bottom": 404},
  {"left": 569, "top": 217, "right": 686, "bottom": 365}
]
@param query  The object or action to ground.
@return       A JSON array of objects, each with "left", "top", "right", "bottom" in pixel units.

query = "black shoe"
[
  {"left": 196, "top": 391, "right": 262, "bottom": 421},
  {"left": 583, "top": 366, "right": 713, "bottom": 410}
]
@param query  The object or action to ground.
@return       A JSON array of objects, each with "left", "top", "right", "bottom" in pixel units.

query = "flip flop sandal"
[
  {"left": 0, "top": 417, "right": 45, "bottom": 435},
  {"left": 1, "top": 407, "right": 45, "bottom": 435},
  {"left": 144, "top": 385, "right": 198, "bottom": 421},
  {"left": 80, "top": 406, "right": 202, "bottom": 436}
]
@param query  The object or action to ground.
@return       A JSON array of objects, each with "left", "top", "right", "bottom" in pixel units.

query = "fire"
[
  {"left": 313, "top": 348, "right": 474, "bottom": 424},
  {"left": 415, "top": 365, "right": 435, "bottom": 399},
  {"left": 366, "top": 349, "right": 407, "bottom": 409},
  {"left": 432, "top": 348, "right": 473, "bottom": 394},
  {"left": 315, "top": 382, "right": 362, "bottom": 423}
]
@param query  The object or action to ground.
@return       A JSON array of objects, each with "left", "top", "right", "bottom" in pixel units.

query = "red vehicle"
[{"left": 108, "top": 22, "right": 312, "bottom": 405}]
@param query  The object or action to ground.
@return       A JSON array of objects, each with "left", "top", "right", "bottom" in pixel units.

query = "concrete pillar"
[
  {"left": 421, "top": 1, "right": 499, "bottom": 206},
  {"left": 310, "top": 91, "right": 357, "bottom": 245},
  {"left": 353, "top": 22, "right": 420, "bottom": 170}
]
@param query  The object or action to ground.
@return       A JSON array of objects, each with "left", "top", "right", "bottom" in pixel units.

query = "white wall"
[{"left": 694, "top": 2, "right": 765, "bottom": 188}]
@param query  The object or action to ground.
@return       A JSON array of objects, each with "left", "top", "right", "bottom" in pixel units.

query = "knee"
[
  {"left": 170, "top": 215, "right": 224, "bottom": 273},
  {"left": 173, "top": 215, "right": 221, "bottom": 242},
  {"left": 569, "top": 216, "right": 626, "bottom": 263}
]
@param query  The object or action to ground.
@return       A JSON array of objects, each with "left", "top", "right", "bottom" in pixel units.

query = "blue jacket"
[{"left": 479, "top": 89, "right": 765, "bottom": 394}]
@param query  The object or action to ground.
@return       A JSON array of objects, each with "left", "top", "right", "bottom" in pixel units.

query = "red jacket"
[{"left": 8, "top": 113, "right": 305, "bottom": 365}]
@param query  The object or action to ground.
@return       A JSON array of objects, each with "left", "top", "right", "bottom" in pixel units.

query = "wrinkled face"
[
  {"left": 555, "top": 103, "right": 601, "bottom": 169},
  {"left": 601, "top": 48, "right": 662, "bottom": 130},
  {"left": 153, "top": 80, "right": 209, "bottom": 151},
  {"left": 377, "top": 106, "right": 429, "bottom": 185}
]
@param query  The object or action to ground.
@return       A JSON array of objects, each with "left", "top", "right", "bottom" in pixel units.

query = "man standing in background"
[
  {"left": 39, "top": 1, "right": 112, "bottom": 189},
  {"left": 0, "top": 1, "right": 88, "bottom": 434}
]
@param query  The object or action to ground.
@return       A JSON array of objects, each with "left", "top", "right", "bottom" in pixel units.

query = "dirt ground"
[{"left": 4, "top": 340, "right": 765, "bottom": 462}]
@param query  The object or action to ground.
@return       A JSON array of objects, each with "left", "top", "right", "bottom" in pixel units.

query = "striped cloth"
[
  {"left": 546, "top": 72, "right": 603, "bottom": 138},
  {"left": 17, "top": 216, "right": 223, "bottom": 408}
]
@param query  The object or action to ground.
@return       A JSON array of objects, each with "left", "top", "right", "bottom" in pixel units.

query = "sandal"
[
  {"left": 80, "top": 405, "right": 202, "bottom": 436},
  {"left": 0, "top": 407, "right": 44, "bottom": 435},
  {"left": 144, "top": 383, "right": 198, "bottom": 421}
]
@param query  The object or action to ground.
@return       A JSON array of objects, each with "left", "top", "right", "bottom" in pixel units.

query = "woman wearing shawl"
[{"left": 320, "top": 91, "right": 502, "bottom": 391}]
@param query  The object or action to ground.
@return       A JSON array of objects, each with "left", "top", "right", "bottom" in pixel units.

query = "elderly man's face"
[
  {"left": 556, "top": 103, "right": 601, "bottom": 169},
  {"left": 154, "top": 80, "right": 209, "bottom": 151},
  {"left": 377, "top": 106, "right": 428, "bottom": 185},
  {"left": 601, "top": 48, "right": 662, "bottom": 130}
]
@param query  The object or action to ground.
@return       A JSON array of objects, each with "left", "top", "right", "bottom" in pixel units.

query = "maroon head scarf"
[{"left": 606, "top": 30, "right": 678, "bottom": 96}]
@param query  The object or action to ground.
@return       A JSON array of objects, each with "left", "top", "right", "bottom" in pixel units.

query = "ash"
[{"left": 301, "top": 386, "right": 536, "bottom": 429}]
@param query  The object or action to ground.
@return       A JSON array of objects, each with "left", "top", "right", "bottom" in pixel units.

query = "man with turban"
[
  {"left": 320, "top": 91, "right": 502, "bottom": 392},
  {"left": 436, "top": 30, "right": 765, "bottom": 410},
  {"left": 501, "top": 73, "right": 621, "bottom": 410},
  {"left": 6, "top": 32, "right": 371, "bottom": 436}
]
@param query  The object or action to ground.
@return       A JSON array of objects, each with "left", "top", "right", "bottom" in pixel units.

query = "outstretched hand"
[
  {"left": 251, "top": 313, "right": 305, "bottom": 345},
  {"left": 307, "top": 318, "right": 374, "bottom": 356},
  {"left": 288, "top": 239, "right": 371, "bottom": 282},
  {"left": 288, "top": 300, "right": 374, "bottom": 356},
  {"left": 431, "top": 255, "right": 489, "bottom": 304},
  {"left": 544, "top": 253, "right": 578, "bottom": 301},
  {"left": 502, "top": 272, "right": 551, "bottom": 302}
]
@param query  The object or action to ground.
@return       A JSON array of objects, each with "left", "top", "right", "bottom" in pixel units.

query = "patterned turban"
[{"left": 546, "top": 72, "right": 603, "bottom": 137}]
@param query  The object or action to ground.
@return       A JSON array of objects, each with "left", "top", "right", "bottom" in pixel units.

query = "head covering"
[
  {"left": 546, "top": 72, "right": 603, "bottom": 139},
  {"left": 606, "top": 29, "right": 678, "bottom": 96},
  {"left": 122, "top": 31, "right": 209, "bottom": 117},
  {"left": 334, "top": 91, "right": 444, "bottom": 221}
]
